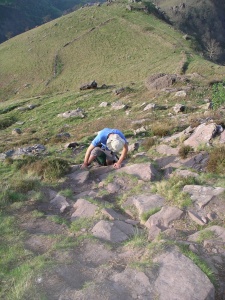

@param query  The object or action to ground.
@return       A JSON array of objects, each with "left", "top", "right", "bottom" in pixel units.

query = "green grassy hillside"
[{"left": 1, "top": 1, "right": 224, "bottom": 101}]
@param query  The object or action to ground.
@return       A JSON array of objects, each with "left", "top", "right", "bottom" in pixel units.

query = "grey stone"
[
  {"left": 182, "top": 152, "right": 209, "bottom": 171},
  {"left": 174, "top": 91, "right": 187, "bottom": 97},
  {"left": 80, "top": 80, "right": 97, "bottom": 90},
  {"left": 106, "top": 182, "right": 121, "bottom": 193},
  {"left": 116, "top": 163, "right": 159, "bottom": 181},
  {"left": 12, "top": 128, "right": 22, "bottom": 135},
  {"left": 156, "top": 144, "right": 179, "bottom": 156},
  {"left": 143, "top": 103, "right": 156, "bottom": 111},
  {"left": 173, "top": 103, "right": 186, "bottom": 114},
  {"left": 123, "top": 194, "right": 165, "bottom": 218},
  {"left": 67, "top": 170, "right": 89, "bottom": 184},
  {"left": 188, "top": 211, "right": 206, "bottom": 225},
  {"left": 128, "top": 142, "right": 139, "bottom": 152},
  {"left": 133, "top": 126, "right": 147, "bottom": 135},
  {"left": 101, "top": 208, "right": 126, "bottom": 221},
  {"left": 188, "top": 226, "right": 225, "bottom": 243},
  {"left": 91, "top": 220, "right": 134, "bottom": 243},
  {"left": 183, "top": 185, "right": 225, "bottom": 208},
  {"left": 145, "top": 206, "right": 184, "bottom": 229},
  {"left": 111, "top": 101, "right": 127, "bottom": 110},
  {"left": 148, "top": 225, "right": 162, "bottom": 241},
  {"left": 171, "top": 169, "right": 199, "bottom": 178},
  {"left": 50, "top": 193, "right": 70, "bottom": 213},
  {"left": 145, "top": 73, "right": 178, "bottom": 91},
  {"left": 220, "top": 130, "right": 225, "bottom": 143},
  {"left": 71, "top": 199, "right": 98, "bottom": 220},
  {"left": 110, "top": 267, "right": 153, "bottom": 298},
  {"left": 154, "top": 249, "right": 215, "bottom": 300},
  {"left": 184, "top": 123, "right": 217, "bottom": 149},
  {"left": 99, "top": 102, "right": 108, "bottom": 107},
  {"left": 58, "top": 108, "right": 85, "bottom": 118}
]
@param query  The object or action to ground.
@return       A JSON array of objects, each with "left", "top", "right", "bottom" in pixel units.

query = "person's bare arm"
[
  {"left": 113, "top": 143, "right": 128, "bottom": 169},
  {"left": 81, "top": 144, "right": 95, "bottom": 169}
]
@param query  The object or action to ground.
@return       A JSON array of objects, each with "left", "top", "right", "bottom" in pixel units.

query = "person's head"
[{"left": 106, "top": 134, "right": 125, "bottom": 152}]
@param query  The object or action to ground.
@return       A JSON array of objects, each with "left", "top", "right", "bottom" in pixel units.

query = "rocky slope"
[{"left": 8, "top": 110, "right": 225, "bottom": 299}]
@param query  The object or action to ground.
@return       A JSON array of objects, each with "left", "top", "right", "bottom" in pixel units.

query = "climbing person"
[{"left": 81, "top": 128, "right": 128, "bottom": 169}]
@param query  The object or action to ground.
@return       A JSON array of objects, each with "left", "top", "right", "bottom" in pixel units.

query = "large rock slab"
[
  {"left": 182, "top": 152, "right": 209, "bottom": 171},
  {"left": 50, "top": 193, "right": 70, "bottom": 213},
  {"left": 91, "top": 220, "right": 135, "bottom": 243},
  {"left": 71, "top": 199, "right": 98, "bottom": 220},
  {"left": 116, "top": 163, "right": 159, "bottom": 181},
  {"left": 145, "top": 73, "right": 178, "bottom": 91},
  {"left": 188, "top": 226, "right": 225, "bottom": 243},
  {"left": 110, "top": 267, "right": 153, "bottom": 299},
  {"left": 122, "top": 194, "right": 165, "bottom": 218},
  {"left": 184, "top": 123, "right": 217, "bottom": 149},
  {"left": 145, "top": 206, "right": 184, "bottom": 229},
  {"left": 183, "top": 185, "right": 225, "bottom": 208},
  {"left": 156, "top": 144, "right": 179, "bottom": 156},
  {"left": 101, "top": 208, "right": 126, "bottom": 221},
  {"left": 67, "top": 170, "right": 89, "bottom": 184},
  {"left": 154, "top": 249, "right": 215, "bottom": 300}
]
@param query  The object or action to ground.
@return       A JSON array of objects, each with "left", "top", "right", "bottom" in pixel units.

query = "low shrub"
[
  {"left": 0, "top": 116, "right": 17, "bottom": 130},
  {"left": 142, "top": 137, "right": 155, "bottom": 151},
  {"left": 206, "top": 146, "right": 225, "bottom": 174},
  {"left": 178, "top": 145, "right": 193, "bottom": 159},
  {"left": 16, "top": 156, "right": 71, "bottom": 180},
  {"left": 141, "top": 207, "right": 161, "bottom": 222},
  {"left": 152, "top": 175, "right": 199, "bottom": 208}
]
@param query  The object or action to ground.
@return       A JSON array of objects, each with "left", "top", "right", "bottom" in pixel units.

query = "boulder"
[
  {"left": 183, "top": 185, "right": 225, "bottom": 208},
  {"left": 122, "top": 194, "right": 165, "bottom": 218},
  {"left": 156, "top": 144, "right": 179, "bottom": 156},
  {"left": 145, "top": 73, "right": 177, "bottom": 91},
  {"left": 184, "top": 123, "right": 217, "bottom": 149},
  {"left": 71, "top": 199, "right": 98, "bottom": 220},
  {"left": 67, "top": 170, "right": 89, "bottom": 184},
  {"left": 143, "top": 103, "right": 156, "bottom": 111},
  {"left": 99, "top": 102, "right": 108, "bottom": 107},
  {"left": 57, "top": 108, "right": 85, "bottom": 118},
  {"left": 116, "top": 163, "right": 159, "bottom": 181},
  {"left": 154, "top": 249, "right": 215, "bottom": 300},
  {"left": 80, "top": 80, "right": 97, "bottom": 90},
  {"left": 174, "top": 91, "right": 187, "bottom": 97},
  {"left": 12, "top": 128, "right": 22, "bottom": 135},
  {"left": 110, "top": 268, "right": 153, "bottom": 298},
  {"left": 188, "top": 211, "right": 207, "bottom": 225},
  {"left": 145, "top": 206, "right": 184, "bottom": 229},
  {"left": 101, "top": 208, "right": 126, "bottom": 221},
  {"left": 111, "top": 101, "right": 127, "bottom": 110},
  {"left": 91, "top": 220, "right": 134, "bottom": 243},
  {"left": 173, "top": 103, "right": 185, "bottom": 113},
  {"left": 50, "top": 194, "right": 70, "bottom": 213}
]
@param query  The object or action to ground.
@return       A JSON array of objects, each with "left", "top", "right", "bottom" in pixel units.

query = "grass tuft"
[
  {"left": 178, "top": 145, "right": 193, "bottom": 159},
  {"left": 206, "top": 146, "right": 225, "bottom": 174}
]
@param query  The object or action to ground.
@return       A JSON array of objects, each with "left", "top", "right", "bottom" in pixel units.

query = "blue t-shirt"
[{"left": 91, "top": 128, "right": 128, "bottom": 149}]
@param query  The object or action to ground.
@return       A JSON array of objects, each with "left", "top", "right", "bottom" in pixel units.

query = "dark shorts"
[{"left": 91, "top": 147, "right": 117, "bottom": 163}]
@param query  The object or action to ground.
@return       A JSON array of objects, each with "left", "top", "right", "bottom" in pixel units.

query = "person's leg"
[
  {"left": 90, "top": 148, "right": 116, "bottom": 166},
  {"left": 104, "top": 149, "right": 117, "bottom": 165},
  {"left": 89, "top": 147, "right": 105, "bottom": 165}
]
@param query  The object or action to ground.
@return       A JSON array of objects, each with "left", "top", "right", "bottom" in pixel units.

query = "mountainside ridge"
[
  {"left": 1, "top": 1, "right": 225, "bottom": 102},
  {"left": 0, "top": 0, "right": 94, "bottom": 43}
]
